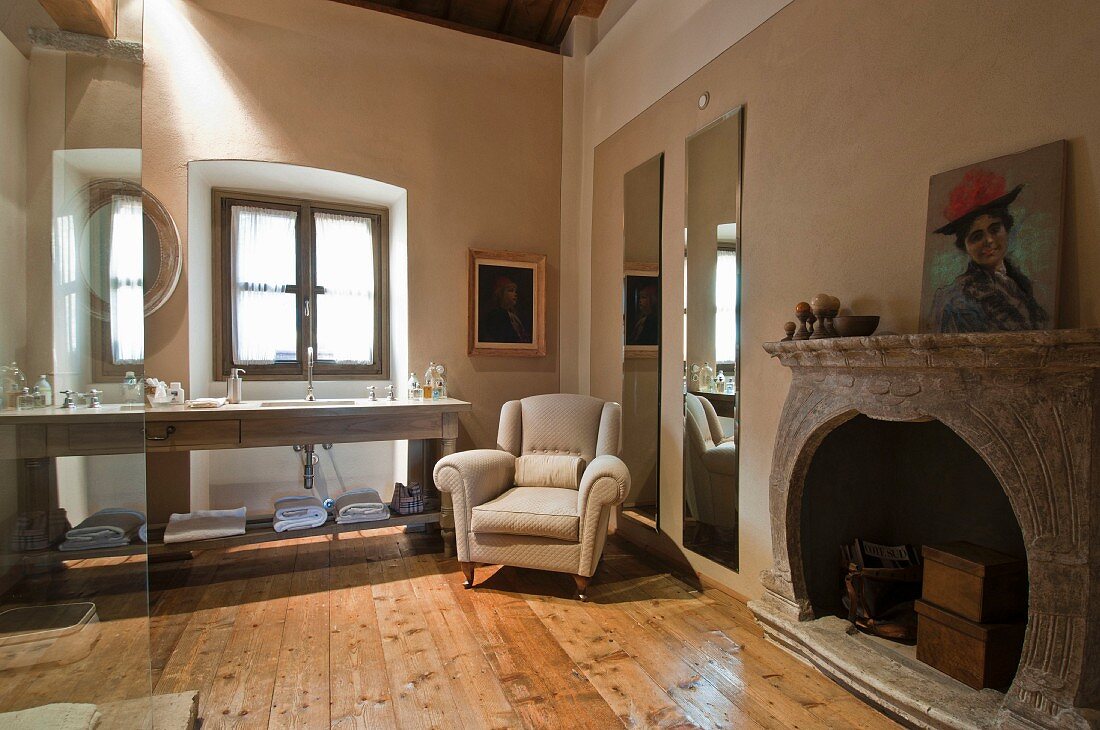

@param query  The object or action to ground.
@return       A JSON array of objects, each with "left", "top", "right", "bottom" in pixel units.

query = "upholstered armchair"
[
  {"left": 684, "top": 393, "right": 738, "bottom": 530},
  {"left": 433, "top": 394, "right": 630, "bottom": 600}
]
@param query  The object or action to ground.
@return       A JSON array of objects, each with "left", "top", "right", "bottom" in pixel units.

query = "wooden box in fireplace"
[
  {"left": 921, "top": 541, "right": 1026, "bottom": 623},
  {"left": 914, "top": 599, "right": 1025, "bottom": 690}
]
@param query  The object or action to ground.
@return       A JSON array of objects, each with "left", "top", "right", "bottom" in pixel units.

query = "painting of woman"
[{"left": 919, "top": 141, "right": 1065, "bottom": 334}]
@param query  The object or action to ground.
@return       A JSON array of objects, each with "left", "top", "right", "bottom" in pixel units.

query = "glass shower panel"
[{"left": 0, "top": 0, "right": 151, "bottom": 723}]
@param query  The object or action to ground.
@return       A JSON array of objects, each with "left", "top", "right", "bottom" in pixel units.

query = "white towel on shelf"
[
  {"left": 59, "top": 508, "right": 145, "bottom": 551},
  {"left": 334, "top": 488, "right": 390, "bottom": 524},
  {"left": 185, "top": 397, "right": 226, "bottom": 409},
  {"left": 163, "top": 507, "right": 247, "bottom": 544},
  {"left": 272, "top": 495, "right": 328, "bottom": 532}
]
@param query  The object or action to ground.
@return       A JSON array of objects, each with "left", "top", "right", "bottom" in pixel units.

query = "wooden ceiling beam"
[
  {"left": 37, "top": 0, "right": 115, "bottom": 38},
  {"left": 327, "top": 0, "right": 559, "bottom": 53},
  {"left": 496, "top": 0, "right": 517, "bottom": 34}
]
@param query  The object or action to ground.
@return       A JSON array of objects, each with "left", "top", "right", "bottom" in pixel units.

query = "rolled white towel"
[
  {"left": 60, "top": 508, "right": 146, "bottom": 550},
  {"left": 334, "top": 488, "right": 389, "bottom": 524},
  {"left": 65, "top": 508, "right": 145, "bottom": 542},
  {"left": 273, "top": 495, "right": 328, "bottom": 533},
  {"left": 163, "top": 507, "right": 247, "bottom": 544}
]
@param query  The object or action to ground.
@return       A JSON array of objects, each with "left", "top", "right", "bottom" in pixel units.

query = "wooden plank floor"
[{"left": 142, "top": 528, "right": 899, "bottom": 729}]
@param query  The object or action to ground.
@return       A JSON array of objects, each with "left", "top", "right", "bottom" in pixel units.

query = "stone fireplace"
[{"left": 749, "top": 330, "right": 1100, "bottom": 729}]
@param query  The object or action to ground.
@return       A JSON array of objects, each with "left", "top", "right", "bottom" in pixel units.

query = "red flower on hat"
[{"left": 943, "top": 168, "right": 1007, "bottom": 223}]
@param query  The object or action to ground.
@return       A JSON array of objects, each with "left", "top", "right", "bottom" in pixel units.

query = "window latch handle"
[{"left": 303, "top": 298, "right": 311, "bottom": 318}]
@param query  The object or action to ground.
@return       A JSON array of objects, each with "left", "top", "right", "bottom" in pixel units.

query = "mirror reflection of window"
[
  {"left": 109, "top": 195, "right": 145, "bottom": 364},
  {"left": 715, "top": 225, "right": 737, "bottom": 374}
]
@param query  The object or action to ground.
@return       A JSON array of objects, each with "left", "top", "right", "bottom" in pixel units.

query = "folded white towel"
[
  {"left": 185, "top": 397, "right": 226, "bottom": 409},
  {"left": 65, "top": 509, "right": 145, "bottom": 541},
  {"left": 58, "top": 535, "right": 131, "bottom": 552},
  {"left": 334, "top": 488, "right": 389, "bottom": 524},
  {"left": 0, "top": 702, "right": 100, "bottom": 730},
  {"left": 274, "top": 495, "right": 325, "bottom": 519},
  {"left": 273, "top": 495, "right": 328, "bottom": 532},
  {"left": 60, "top": 508, "right": 146, "bottom": 551},
  {"left": 163, "top": 507, "right": 247, "bottom": 544}
]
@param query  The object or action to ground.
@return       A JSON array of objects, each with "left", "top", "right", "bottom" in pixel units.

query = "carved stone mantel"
[{"left": 750, "top": 329, "right": 1100, "bottom": 730}]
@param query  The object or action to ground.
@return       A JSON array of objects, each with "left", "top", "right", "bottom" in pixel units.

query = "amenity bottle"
[{"left": 34, "top": 374, "right": 51, "bottom": 407}]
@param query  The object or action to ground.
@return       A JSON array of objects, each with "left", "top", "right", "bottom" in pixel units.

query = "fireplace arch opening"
[{"left": 798, "top": 413, "right": 1027, "bottom": 640}]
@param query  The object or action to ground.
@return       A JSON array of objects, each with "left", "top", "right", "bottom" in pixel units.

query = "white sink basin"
[{"left": 258, "top": 399, "right": 357, "bottom": 407}]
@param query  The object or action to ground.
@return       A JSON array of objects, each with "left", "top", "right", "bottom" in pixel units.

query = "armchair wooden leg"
[
  {"left": 573, "top": 574, "right": 590, "bottom": 602},
  {"left": 459, "top": 561, "right": 475, "bottom": 589}
]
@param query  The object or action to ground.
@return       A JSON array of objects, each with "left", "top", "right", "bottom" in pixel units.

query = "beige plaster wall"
[
  {"left": 591, "top": 0, "right": 1100, "bottom": 598},
  {"left": 0, "top": 33, "right": 28, "bottom": 368},
  {"left": 142, "top": 0, "right": 563, "bottom": 457}
]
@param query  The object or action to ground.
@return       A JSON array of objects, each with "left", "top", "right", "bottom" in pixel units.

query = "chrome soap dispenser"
[{"left": 227, "top": 368, "right": 245, "bottom": 404}]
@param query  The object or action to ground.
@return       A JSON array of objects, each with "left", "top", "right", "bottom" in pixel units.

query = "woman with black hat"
[{"left": 930, "top": 169, "right": 1049, "bottom": 333}]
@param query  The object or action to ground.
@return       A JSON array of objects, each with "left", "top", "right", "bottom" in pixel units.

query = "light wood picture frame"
[
  {"left": 468, "top": 248, "right": 547, "bottom": 357},
  {"left": 624, "top": 262, "right": 659, "bottom": 359}
]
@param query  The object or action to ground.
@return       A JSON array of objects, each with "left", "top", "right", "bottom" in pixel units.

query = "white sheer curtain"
[
  {"left": 109, "top": 195, "right": 144, "bottom": 364},
  {"left": 314, "top": 212, "right": 374, "bottom": 364},
  {"left": 232, "top": 205, "right": 298, "bottom": 364},
  {"left": 715, "top": 248, "right": 738, "bottom": 364}
]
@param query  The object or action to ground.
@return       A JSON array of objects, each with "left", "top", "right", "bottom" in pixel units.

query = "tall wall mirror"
[
  {"left": 683, "top": 107, "right": 742, "bottom": 570},
  {"left": 620, "top": 153, "right": 664, "bottom": 529}
]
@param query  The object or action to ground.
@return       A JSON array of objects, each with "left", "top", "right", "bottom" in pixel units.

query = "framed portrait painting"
[
  {"left": 918, "top": 140, "right": 1066, "bottom": 334},
  {"left": 468, "top": 249, "right": 546, "bottom": 357},
  {"left": 624, "top": 263, "right": 659, "bottom": 358}
]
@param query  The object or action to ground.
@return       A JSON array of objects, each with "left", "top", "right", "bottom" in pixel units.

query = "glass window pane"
[
  {"left": 231, "top": 205, "right": 298, "bottom": 364},
  {"left": 109, "top": 195, "right": 145, "bottom": 364},
  {"left": 715, "top": 248, "right": 738, "bottom": 364},
  {"left": 314, "top": 212, "right": 374, "bottom": 364}
]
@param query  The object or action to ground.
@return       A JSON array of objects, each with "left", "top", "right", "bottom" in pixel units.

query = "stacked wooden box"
[{"left": 915, "top": 541, "right": 1027, "bottom": 690}]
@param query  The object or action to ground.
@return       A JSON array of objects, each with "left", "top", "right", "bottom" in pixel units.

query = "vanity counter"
[
  {"left": 1, "top": 397, "right": 471, "bottom": 556},
  {"left": 145, "top": 396, "right": 470, "bottom": 420},
  {"left": 141, "top": 397, "right": 470, "bottom": 452}
]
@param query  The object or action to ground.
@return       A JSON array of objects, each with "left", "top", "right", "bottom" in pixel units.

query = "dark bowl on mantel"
[{"left": 831, "top": 315, "right": 880, "bottom": 337}]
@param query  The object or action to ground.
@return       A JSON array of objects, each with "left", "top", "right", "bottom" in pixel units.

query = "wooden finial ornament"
[
  {"left": 794, "top": 302, "right": 812, "bottom": 340},
  {"left": 782, "top": 321, "right": 797, "bottom": 341}
]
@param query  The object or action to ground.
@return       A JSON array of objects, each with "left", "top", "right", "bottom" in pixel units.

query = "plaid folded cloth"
[
  {"left": 390, "top": 482, "right": 424, "bottom": 515},
  {"left": 10, "top": 509, "right": 70, "bottom": 552}
]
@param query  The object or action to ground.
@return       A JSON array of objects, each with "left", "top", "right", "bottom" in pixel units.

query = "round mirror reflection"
[{"left": 70, "top": 178, "right": 181, "bottom": 321}]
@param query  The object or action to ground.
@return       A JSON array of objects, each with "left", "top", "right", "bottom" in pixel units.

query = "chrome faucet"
[{"left": 305, "top": 346, "right": 316, "bottom": 401}]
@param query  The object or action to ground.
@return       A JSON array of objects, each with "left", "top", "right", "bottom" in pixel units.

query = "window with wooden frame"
[{"left": 212, "top": 190, "right": 389, "bottom": 381}]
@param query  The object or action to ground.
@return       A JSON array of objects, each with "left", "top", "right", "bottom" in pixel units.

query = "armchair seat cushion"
[{"left": 470, "top": 487, "right": 579, "bottom": 542}]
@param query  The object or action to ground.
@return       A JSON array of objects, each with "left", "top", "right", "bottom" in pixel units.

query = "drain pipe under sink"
[{"left": 292, "top": 443, "right": 336, "bottom": 508}]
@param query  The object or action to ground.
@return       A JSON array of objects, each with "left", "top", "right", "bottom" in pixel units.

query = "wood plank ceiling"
[{"left": 328, "top": 0, "right": 608, "bottom": 52}]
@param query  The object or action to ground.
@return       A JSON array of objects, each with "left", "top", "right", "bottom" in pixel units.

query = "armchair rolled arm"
[
  {"left": 577, "top": 454, "right": 630, "bottom": 521},
  {"left": 701, "top": 442, "right": 738, "bottom": 476},
  {"left": 434, "top": 449, "right": 516, "bottom": 563},
  {"left": 434, "top": 449, "right": 516, "bottom": 508}
]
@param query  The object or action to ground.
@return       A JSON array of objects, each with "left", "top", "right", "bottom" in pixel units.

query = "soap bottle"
[
  {"left": 122, "top": 371, "right": 142, "bottom": 405},
  {"left": 2, "top": 363, "right": 26, "bottom": 410},
  {"left": 226, "top": 368, "right": 245, "bottom": 404},
  {"left": 422, "top": 363, "right": 435, "bottom": 400},
  {"left": 435, "top": 364, "right": 447, "bottom": 398},
  {"left": 406, "top": 372, "right": 421, "bottom": 400},
  {"left": 16, "top": 388, "right": 34, "bottom": 410},
  {"left": 34, "top": 374, "right": 52, "bottom": 407},
  {"left": 168, "top": 381, "right": 185, "bottom": 405}
]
